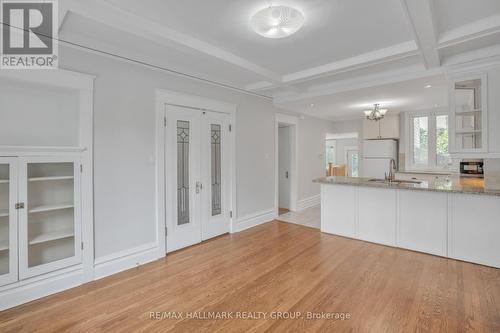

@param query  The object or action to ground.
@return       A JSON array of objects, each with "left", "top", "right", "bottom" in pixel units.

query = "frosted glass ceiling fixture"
[
  {"left": 250, "top": 4, "right": 305, "bottom": 38},
  {"left": 364, "top": 104, "right": 388, "bottom": 121}
]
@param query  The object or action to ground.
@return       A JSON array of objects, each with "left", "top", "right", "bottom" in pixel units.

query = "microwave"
[{"left": 460, "top": 161, "right": 484, "bottom": 175}]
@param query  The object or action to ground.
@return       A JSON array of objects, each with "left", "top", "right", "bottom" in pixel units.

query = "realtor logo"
[{"left": 1, "top": 0, "right": 58, "bottom": 69}]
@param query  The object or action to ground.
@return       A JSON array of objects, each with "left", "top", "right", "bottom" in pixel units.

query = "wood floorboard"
[{"left": 1, "top": 221, "right": 499, "bottom": 332}]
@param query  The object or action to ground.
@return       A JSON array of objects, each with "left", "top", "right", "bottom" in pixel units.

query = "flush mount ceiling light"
[
  {"left": 250, "top": 5, "right": 305, "bottom": 38},
  {"left": 364, "top": 104, "right": 388, "bottom": 121}
]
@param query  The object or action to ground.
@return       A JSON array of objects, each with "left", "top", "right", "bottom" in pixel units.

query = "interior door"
[
  {"left": 201, "top": 111, "right": 231, "bottom": 239},
  {"left": 0, "top": 158, "right": 18, "bottom": 286},
  {"left": 165, "top": 105, "right": 232, "bottom": 252},
  {"left": 278, "top": 126, "right": 291, "bottom": 209},
  {"left": 18, "top": 156, "right": 82, "bottom": 279},
  {"left": 165, "top": 105, "right": 202, "bottom": 252}
]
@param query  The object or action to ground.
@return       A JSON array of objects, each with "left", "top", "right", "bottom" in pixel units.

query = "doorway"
[
  {"left": 345, "top": 147, "right": 359, "bottom": 177},
  {"left": 163, "top": 103, "right": 233, "bottom": 253},
  {"left": 278, "top": 125, "right": 291, "bottom": 215},
  {"left": 325, "top": 132, "right": 359, "bottom": 177},
  {"left": 275, "top": 113, "right": 298, "bottom": 216}
]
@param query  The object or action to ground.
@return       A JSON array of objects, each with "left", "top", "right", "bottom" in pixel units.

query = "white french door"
[
  {"left": 0, "top": 158, "right": 18, "bottom": 286},
  {"left": 165, "top": 104, "right": 231, "bottom": 252},
  {"left": 18, "top": 156, "right": 82, "bottom": 279}
]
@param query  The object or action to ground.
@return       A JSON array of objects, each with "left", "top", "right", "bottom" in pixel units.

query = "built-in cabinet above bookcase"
[{"left": 0, "top": 69, "right": 94, "bottom": 310}]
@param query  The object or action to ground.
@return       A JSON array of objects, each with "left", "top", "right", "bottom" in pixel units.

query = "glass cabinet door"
[
  {"left": 451, "top": 75, "right": 488, "bottom": 153},
  {"left": 19, "top": 157, "right": 82, "bottom": 279},
  {"left": 0, "top": 158, "right": 18, "bottom": 286}
]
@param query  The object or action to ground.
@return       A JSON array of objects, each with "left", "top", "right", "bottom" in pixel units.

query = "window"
[{"left": 409, "top": 112, "right": 451, "bottom": 170}]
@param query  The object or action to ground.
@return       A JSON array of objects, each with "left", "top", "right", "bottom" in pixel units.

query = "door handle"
[
  {"left": 285, "top": 171, "right": 289, "bottom": 179},
  {"left": 15, "top": 202, "right": 25, "bottom": 209},
  {"left": 196, "top": 181, "right": 203, "bottom": 193}
]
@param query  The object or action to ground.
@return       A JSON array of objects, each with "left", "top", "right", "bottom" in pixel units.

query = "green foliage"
[{"left": 436, "top": 128, "right": 448, "bottom": 155}]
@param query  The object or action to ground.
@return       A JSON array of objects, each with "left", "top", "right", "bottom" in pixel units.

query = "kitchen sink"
[{"left": 368, "top": 178, "right": 422, "bottom": 185}]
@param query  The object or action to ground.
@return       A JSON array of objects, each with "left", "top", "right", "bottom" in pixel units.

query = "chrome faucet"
[{"left": 385, "top": 159, "right": 397, "bottom": 182}]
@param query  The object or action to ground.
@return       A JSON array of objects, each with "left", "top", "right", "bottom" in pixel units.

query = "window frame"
[{"left": 407, "top": 109, "right": 450, "bottom": 171}]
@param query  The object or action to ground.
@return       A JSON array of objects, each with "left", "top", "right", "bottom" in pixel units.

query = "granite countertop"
[{"left": 313, "top": 176, "right": 500, "bottom": 196}]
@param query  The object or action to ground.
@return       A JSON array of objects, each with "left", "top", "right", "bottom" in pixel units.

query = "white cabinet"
[
  {"left": 321, "top": 185, "right": 356, "bottom": 237},
  {"left": 358, "top": 187, "right": 396, "bottom": 246},
  {"left": 321, "top": 183, "right": 500, "bottom": 268},
  {"left": 0, "top": 156, "right": 81, "bottom": 286},
  {"left": 450, "top": 194, "right": 500, "bottom": 268},
  {"left": 363, "top": 115, "right": 400, "bottom": 139},
  {"left": 398, "top": 190, "right": 447, "bottom": 256},
  {"left": 449, "top": 74, "right": 488, "bottom": 154}
]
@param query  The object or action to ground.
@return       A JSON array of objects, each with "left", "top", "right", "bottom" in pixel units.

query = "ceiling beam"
[
  {"left": 66, "top": 0, "right": 282, "bottom": 85},
  {"left": 245, "top": 41, "right": 419, "bottom": 92},
  {"left": 274, "top": 65, "right": 445, "bottom": 104},
  {"left": 400, "top": 0, "right": 441, "bottom": 69},
  {"left": 438, "top": 14, "right": 500, "bottom": 49}
]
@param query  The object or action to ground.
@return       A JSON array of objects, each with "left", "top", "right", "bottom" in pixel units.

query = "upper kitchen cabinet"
[
  {"left": 449, "top": 74, "right": 488, "bottom": 154},
  {"left": 362, "top": 115, "right": 400, "bottom": 139}
]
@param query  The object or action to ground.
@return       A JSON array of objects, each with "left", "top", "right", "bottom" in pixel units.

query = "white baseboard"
[
  {"left": 233, "top": 209, "right": 277, "bottom": 233},
  {"left": 297, "top": 194, "right": 320, "bottom": 211},
  {"left": 94, "top": 242, "right": 160, "bottom": 280},
  {"left": 0, "top": 267, "right": 84, "bottom": 311}
]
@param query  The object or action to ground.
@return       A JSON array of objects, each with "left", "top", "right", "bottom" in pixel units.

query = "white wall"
[
  {"left": 296, "top": 115, "right": 336, "bottom": 201},
  {"left": 59, "top": 45, "right": 277, "bottom": 258},
  {"left": 0, "top": 78, "right": 79, "bottom": 147}
]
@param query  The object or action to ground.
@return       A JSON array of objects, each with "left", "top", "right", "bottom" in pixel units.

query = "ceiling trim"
[
  {"left": 274, "top": 64, "right": 444, "bottom": 104},
  {"left": 437, "top": 13, "right": 500, "bottom": 49},
  {"left": 399, "top": 0, "right": 440, "bottom": 69},
  {"left": 65, "top": 0, "right": 282, "bottom": 85},
  {"left": 245, "top": 41, "right": 420, "bottom": 92},
  {"left": 245, "top": 81, "right": 275, "bottom": 91},
  {"left": 275, "top": 52, "right": 500, "bottom": 107}
]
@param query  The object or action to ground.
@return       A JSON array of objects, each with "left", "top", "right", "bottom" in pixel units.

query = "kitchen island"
[{"left": 314, "top": 176, "right": 500, "bottom": 268}]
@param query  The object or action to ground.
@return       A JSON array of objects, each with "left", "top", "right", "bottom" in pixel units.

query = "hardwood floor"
[{"left": 1, "top": 221, "right": 500, "bottom": 332}]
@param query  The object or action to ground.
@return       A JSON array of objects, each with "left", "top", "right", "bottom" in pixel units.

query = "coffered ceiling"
[{"left": 59, "top": 0, "right": 500, "bottom": 119}]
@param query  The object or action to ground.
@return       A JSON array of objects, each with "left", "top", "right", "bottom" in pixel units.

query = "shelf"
[
  {"left": 29, "top": 203, "right": 74, "bottom": 214},
  {"left": 0, "top": 209, "right": 8, "bottom": 218},
  {"left": 28, "top": 176, "right": 73, "bottom": 182},
  {"left": 456, "top": 108, "right": 481, "bottom": 115},
  {"left": 456, "top": 129, "right": 482, "bottom": 135},
  {"left": 0, "top": 239, "right": 8, "bottom": 251},
  {"left": 456, "top": 111, "right": 481, "bottom": 116},
  {"left": 29, "top": 229, "right": 74, "bottom": 245},
  {"left": 0, "top": 179, "right": 8, "bottom": 184}
]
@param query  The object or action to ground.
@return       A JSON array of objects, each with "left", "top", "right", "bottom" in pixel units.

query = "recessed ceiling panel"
[
  {"left": 434, "top": 0, "right": 500, "bottom": 34},
  {"left": 60, "top": 12, "right": 265, "bottom": 88},
  {"left": 105, "top": 0, "right": 414, "bottom": 75}
]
